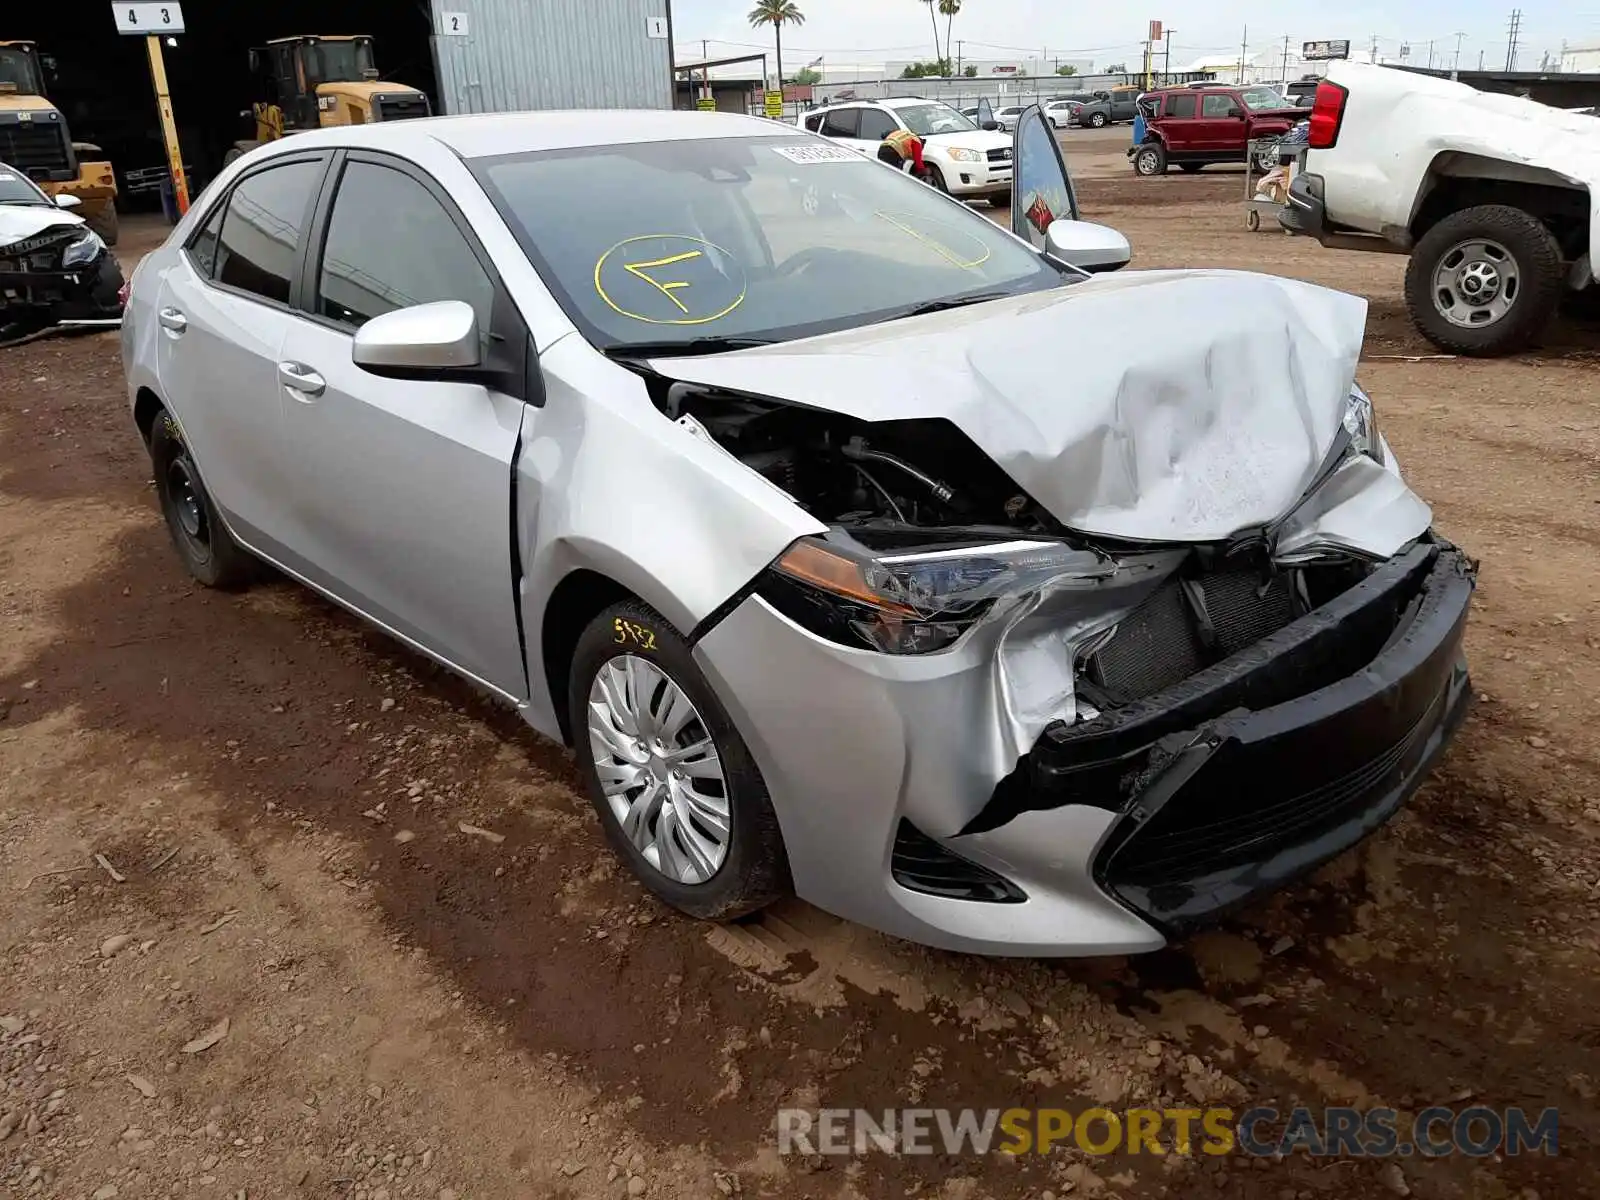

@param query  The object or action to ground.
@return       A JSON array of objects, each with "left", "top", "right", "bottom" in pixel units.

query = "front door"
[
  {"left": 1011, "top": 104, "right": 1078, "bottom": 249},
  {"left": 154, "top": 154, "right": 327, "bottom": 559},
  {"left": 1195, "top": 91, "right": 1246, "bottom": 154},
  {"left": 276, "top": 153, "right": 528, "bottom": 699}
]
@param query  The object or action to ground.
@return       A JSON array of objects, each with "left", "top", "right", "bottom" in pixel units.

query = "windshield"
[
  {"left": 473, "top": 136, "right": 1065, "bottom": 352},
  {"left": 1239, "top": 86, "right": 1289, "bottom": 110},
  {"left": 0, "top": 46, "right": 44, "bottom": 95},
  {"left": 302, "top": 39, "right": 376, "bottom": 85},
  {"left": 893, "top": 103, "right": 977, "bottom": 136},
  {"left": 0, "top": 166, "right": 50, "bottom": 206}
]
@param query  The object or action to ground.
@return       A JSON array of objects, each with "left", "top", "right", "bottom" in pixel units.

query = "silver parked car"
[{"left": 122, "top": 106, "right": 1474, "bottom": 956}]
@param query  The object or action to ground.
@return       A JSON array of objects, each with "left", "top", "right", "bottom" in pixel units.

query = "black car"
[{"left": 0, "top": 161, "right": 124, "bottom": 336}]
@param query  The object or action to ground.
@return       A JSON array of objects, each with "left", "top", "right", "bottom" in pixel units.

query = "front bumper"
[
  {"left": 695, "top": 540, "right": 1475, "bottom": 957},
  {"left": 0, "top": 253, "right": 124, "bottom": 323},
  {"left": 943, "top": 160, "right": 1012, "bottom": 195}
]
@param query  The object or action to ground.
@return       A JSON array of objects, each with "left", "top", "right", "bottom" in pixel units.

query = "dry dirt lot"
[{"left": 3, "top": 134, "right": 1599, "bottom": 1200}]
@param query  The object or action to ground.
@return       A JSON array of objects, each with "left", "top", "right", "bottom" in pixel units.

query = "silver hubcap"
[
  {"left": 1138, "top": 150, "right": 1158, "bottom": 173},
  {"left": 587, "top": 654, "right": 730, "bottom": 885},
  {"left": 1433, "top": 238, "right": 1519, "bottom": 328}
]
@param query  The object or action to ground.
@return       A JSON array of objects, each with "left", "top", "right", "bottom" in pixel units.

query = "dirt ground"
[{"left": 3, "top": 136, "right": 1598, "bottom": 1200}]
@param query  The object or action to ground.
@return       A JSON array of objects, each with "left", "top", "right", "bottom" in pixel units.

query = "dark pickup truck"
[
  {"left": 1074, "top": 87, "right": 1143, "bottom": 127},
  {"left": 1127, "top": 85, "right": 1303, "bottom": 175}
]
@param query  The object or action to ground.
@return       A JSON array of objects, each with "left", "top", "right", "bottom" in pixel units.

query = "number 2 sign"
[
  {"left": 114, "top": 3, "right": 186, "bottom": 34},
  {"left": 440, "top": 12, "right": 470, "bottom": 36}
]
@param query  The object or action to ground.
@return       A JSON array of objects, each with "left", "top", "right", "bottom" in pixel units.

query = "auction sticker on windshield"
[
  {"left": 771, "top": 145, "right": 867, "bottom": 165},
  {"left": 594, "top": 234, "right": 748, "bottom": 326}
]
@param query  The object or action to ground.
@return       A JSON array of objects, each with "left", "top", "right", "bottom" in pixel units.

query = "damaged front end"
[
  {"left": 677, "top": 377, "right": 1474, "bottom": 955},
  {"left": 0, "top": 221, "right": 124, "bottom": 341}
]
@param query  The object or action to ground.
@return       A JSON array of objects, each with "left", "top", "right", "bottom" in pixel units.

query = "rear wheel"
[
  {"left": 1133, "top": 142, "right": 1167, "bottom": 176},
  {"left": 148, "top": 409, "right": 255, "bottom": 588},
  {"left": 568, "top": 600, "right": 790, "bottom": 920},
  {"left": 1403, "top": 204, "right": 1565, "bottom": 357}
]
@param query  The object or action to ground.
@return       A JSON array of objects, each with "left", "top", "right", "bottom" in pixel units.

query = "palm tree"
[
  {"left": 938, "top": 0, "right": 962, "bottom": 69},
  {"left": 748, "top": 1, "right": 805, "bottom": 103},
  {"left": 919, "top": 0, "right": 943, "bottom": 66}
]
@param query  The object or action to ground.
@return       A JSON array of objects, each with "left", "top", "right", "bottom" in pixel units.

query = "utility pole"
[
  {"left": 1164, "top": 29, "right": 1174, "bottom": 82},
  {"left": 1452, "top": 31, "right": 1466, "bottom": 79},
  {"left": 1426, "top": 40, "right": 1434, "bottom": 69},
  {"left": 956, "top": 40, "right": 962, "bottom": 76},
  {"left": 1238, "top": 24, "right": 1248, "bottom": 86},
  {"left": 1505, "top": 8, "right": 1521, "bottom": 71},
  {"left": 1369, "top": 35, "right": 1379, "bottom": 65},
  {"left": 1478, "top": 49, "right": 1485, "bottom": 69},
  {"left": 1280, "top": 35, "right": 1290, "bottom": 84}
]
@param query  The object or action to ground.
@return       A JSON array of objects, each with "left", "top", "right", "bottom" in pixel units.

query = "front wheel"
[
  {"left": 1403, "top": 204, "right": 1565, "bottom": 357},
  {"left": 148, "top": 410, "right": 255, "bottom": 588},
  {"left": 569, "top": 600, "right": 790, "bottom": 920},
  {"left": 925, "top": 163, "right": 950, "bottom": 194}
]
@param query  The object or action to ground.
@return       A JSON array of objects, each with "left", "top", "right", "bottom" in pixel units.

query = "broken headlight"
[
  {"left": 61, "top": 228, "right": 105, "bottom": 270},
  {"left": 759, "top": 533, "right": 1113, "bottom": 654},
  {"left": 1343, "top": 384, "right": 1382, "bottom": 464}
]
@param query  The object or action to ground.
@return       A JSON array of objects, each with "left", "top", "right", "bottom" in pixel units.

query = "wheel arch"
[
  {"left": 538, "top": 567, "right": 638, "bottom": 746},
  {"left": 1409, "top": 152, "right": 1591, "bottom": 258},
  {"left": 133, "top": 386, "right": 165, "bottom": 448}
]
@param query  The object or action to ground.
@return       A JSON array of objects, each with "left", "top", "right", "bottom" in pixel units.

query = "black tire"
[
  {"left": 1403, "top": 204, "right": 1565, "bottom": 357},
  {"left": 989, "top": 191, "right": 1011, "bottom": 209},
  {"left": 1178, "top": 162, "right": 1203, "bottom": 174},
  {"left": 567, "top": 599, "right": 791, "bottom": 921},
  {"left": 926, "top": 164, "right": 950, "bottom": 194},
  {"left": 85, "top": 204, "right": 120, "bottom": 246},
  {"left": 1089, "top": 112, "right": 1108, "bottom": 128},
  {"left": 1132, "top": 142, "right": 1167, "bottom": 177},
  {"left": 148, "top": 409, "right": 255, "bottom": 589}
]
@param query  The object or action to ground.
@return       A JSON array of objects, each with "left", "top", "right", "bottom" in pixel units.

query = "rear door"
[
  {"left": 1159, "top": 90, "right": 1199, "bottom": 152},
  {"left": 154, "top": 153, "right": 328, "bottom": 559},
  {"left": 854, "top": 105, "right": 900, "bottom": 154},
  {"left": 816, "top": 106, "right": 863, "bottom": 153},
  {"left": 275, "top": 151, "right": 529, "bottom": 699}
]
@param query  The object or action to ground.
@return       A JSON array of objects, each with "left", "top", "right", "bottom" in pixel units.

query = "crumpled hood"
[
  {"left": 658, "top": 270, "right": 1373, "bottom": 542},
  {"left": 0, "top": 203, "right": 84, "bottom": 248}
]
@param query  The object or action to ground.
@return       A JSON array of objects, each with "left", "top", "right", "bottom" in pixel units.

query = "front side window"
[
  {"left": 0, "top": 46, "right": 43, "bottom": 95},
  {"left": 1201, "top": 94, "right": 1242, "bottom": 118},
  {"left": 856, "top": 108, "right": 899, "bottom": 141},
  {"left": 315, "top": 160, "right": 494, "bottom": 332},
  {"left": 894, "top": 103, "right": 977, "bottom": 136},
  {"left": 214, "top": 159, "right": 323, "bottom": 304},
  {"left": 473, "top": 135, "right": 1069, "bottom": 354}
]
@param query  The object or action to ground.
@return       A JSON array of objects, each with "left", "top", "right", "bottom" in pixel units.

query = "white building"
[
  {"left": 1559, "top": 41, "right": 1600, "bottom": 72},
  {"left": 1184, "top": 50, "right": 1320, "bottom": 86}
]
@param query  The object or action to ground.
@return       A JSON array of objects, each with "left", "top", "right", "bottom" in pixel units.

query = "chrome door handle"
[
  {"left": 157, "top": 307, "right": 187, "bottom": 333},
  {"left": 277, "top": 361, "right": 326, "bottom": 398}
]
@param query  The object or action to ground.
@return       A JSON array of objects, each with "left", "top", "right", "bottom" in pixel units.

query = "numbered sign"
[
  {"left": 646, "top": 17, "right": 669, "bottom": 39},
  {"left": 440, "top": 12, "right": 469, "bottom": 36},
  {"left": 113, "top": 2, "right": 186, "bottom": 34}
]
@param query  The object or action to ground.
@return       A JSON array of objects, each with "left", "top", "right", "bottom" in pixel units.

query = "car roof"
[{"left": 243, "top": 109, "right": 793, "bottom": 160}]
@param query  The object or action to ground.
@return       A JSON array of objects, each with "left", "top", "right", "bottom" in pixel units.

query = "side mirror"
[
  {"left": 54, "top": 193, "right": 82, "bottom": 209},
  {"left": 352, "top": 300, "right": 482, "bottom": 378},
  {"left": 981, "top": 120, "right": 999, "bottom": 131},
  {"left": 1044, "top": 219, "right": 1130, "bottom": 273}
]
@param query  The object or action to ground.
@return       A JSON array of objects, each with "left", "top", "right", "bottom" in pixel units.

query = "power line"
[{"left": 1505, "top": 8, "right": 1522, "bottom": 70}]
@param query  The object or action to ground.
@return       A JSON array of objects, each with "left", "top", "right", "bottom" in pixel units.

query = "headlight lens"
[
  {"left": 62, "top": 228, "right": 105, "bottom": 269},
  {"left": 1343, "top": 384, "right": 1382, "bottom": 463},
  {"left": 946, "top": 147, "right": 984, "bottom": 162},
  {"left": 759, "top": 533, "right": 1113, "bottom": 654}
]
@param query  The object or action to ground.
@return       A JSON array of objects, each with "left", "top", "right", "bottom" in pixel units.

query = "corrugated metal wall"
[{"left": 429, "top": 0, "right": 673, "bottom": 114}]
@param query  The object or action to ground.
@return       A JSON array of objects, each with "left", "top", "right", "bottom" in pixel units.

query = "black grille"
[
  {"left": 1106, "top": 703, "right": 1435, "bottom": 886},
  {"left": 0, "top": 228, "right": 76, "bottom": 272},
  {"left": 986, "top": 147, "right": 1012, "bottom": 163},
  {"left": 0, "top": 119, "right": 73, "bottom": 178},
  {"left": 1086, "top": 568, "right": 1294, "bottom": 703},
  {"left": 891, "top": 821, "right": 1025, "bottom": 903},
  {"left": 376, "top": 95, "right": 432, "bottom": 122}
]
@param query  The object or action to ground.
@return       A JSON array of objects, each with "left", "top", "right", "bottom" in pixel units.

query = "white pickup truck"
[{"left": 1281, "top": 61, "right": 1598, "bottom": 356}]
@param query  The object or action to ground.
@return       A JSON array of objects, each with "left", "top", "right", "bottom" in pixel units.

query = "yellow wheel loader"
[
  {"left": 226, "top": 35, "right": 432, "bottom": 166},
  {"left": 0, "top": 41, "right": 119, "bottom": 245}
]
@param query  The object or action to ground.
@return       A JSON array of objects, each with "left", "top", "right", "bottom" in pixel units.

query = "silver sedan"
[{"left": 121, "top": 107, "right": 1473, "bottom": 955}]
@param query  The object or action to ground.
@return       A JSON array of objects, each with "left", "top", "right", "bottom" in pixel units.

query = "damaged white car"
[
  {"left": 120, "top": 105, "right": 1475, "bottom": 956},
  {"left": 1, "top": 162, "right": 124, "bottom": 339}
]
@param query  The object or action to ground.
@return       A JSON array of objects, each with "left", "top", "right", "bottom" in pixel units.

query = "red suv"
[{"left": 1127, "top": 85, "right": 1302, "bottom": 176}]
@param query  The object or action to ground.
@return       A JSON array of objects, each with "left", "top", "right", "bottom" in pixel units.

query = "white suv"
[{"left": 800, "top": 98, "right": 1013, "bottom": 206}]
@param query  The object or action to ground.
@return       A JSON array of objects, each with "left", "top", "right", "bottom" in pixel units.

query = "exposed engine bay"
[{"left": 660, "top": 381, "right": 1380, "bottom": 711}]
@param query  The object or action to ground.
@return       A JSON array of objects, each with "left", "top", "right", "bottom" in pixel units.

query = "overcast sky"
[{"left": 670, "top": 0, "right": 1599, "bottom": 72}]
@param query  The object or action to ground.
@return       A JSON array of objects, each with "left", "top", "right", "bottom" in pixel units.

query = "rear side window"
[
  {"left": 820, "top": 108, "right": 860, "bottom": 138},
  {"left": 1166, "top": 93, "right": 1197, "bottom": 118},
  {"left": 185, "top": 201, "right": 227, "bottom": 278},
  {"left": 856, "top": 108, "right": 898, "bottom": 140},
  {"left": 314, "top": 160, "right": 495, "bottom": 334},
  {"left": 803, "top": 113, "right": 825, "bottom": 132},
  {"left": 213, "top": 160, "right": 323, "bottom": 304}
]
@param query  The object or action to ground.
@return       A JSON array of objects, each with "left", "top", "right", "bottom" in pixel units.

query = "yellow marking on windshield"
[
  {"left": 622, "top": 250, "right": 703, "bottom": 314},
  {"left": 873, "top": 211, "right": 992, "bottom": 271},
  {"left": 593, "top": 235, "right": 747, "bottom": 326}
]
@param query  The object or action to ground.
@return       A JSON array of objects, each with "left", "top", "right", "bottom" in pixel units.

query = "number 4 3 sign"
[{"left": 114, "top": 2, "right": 186, "bottom": 34}]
